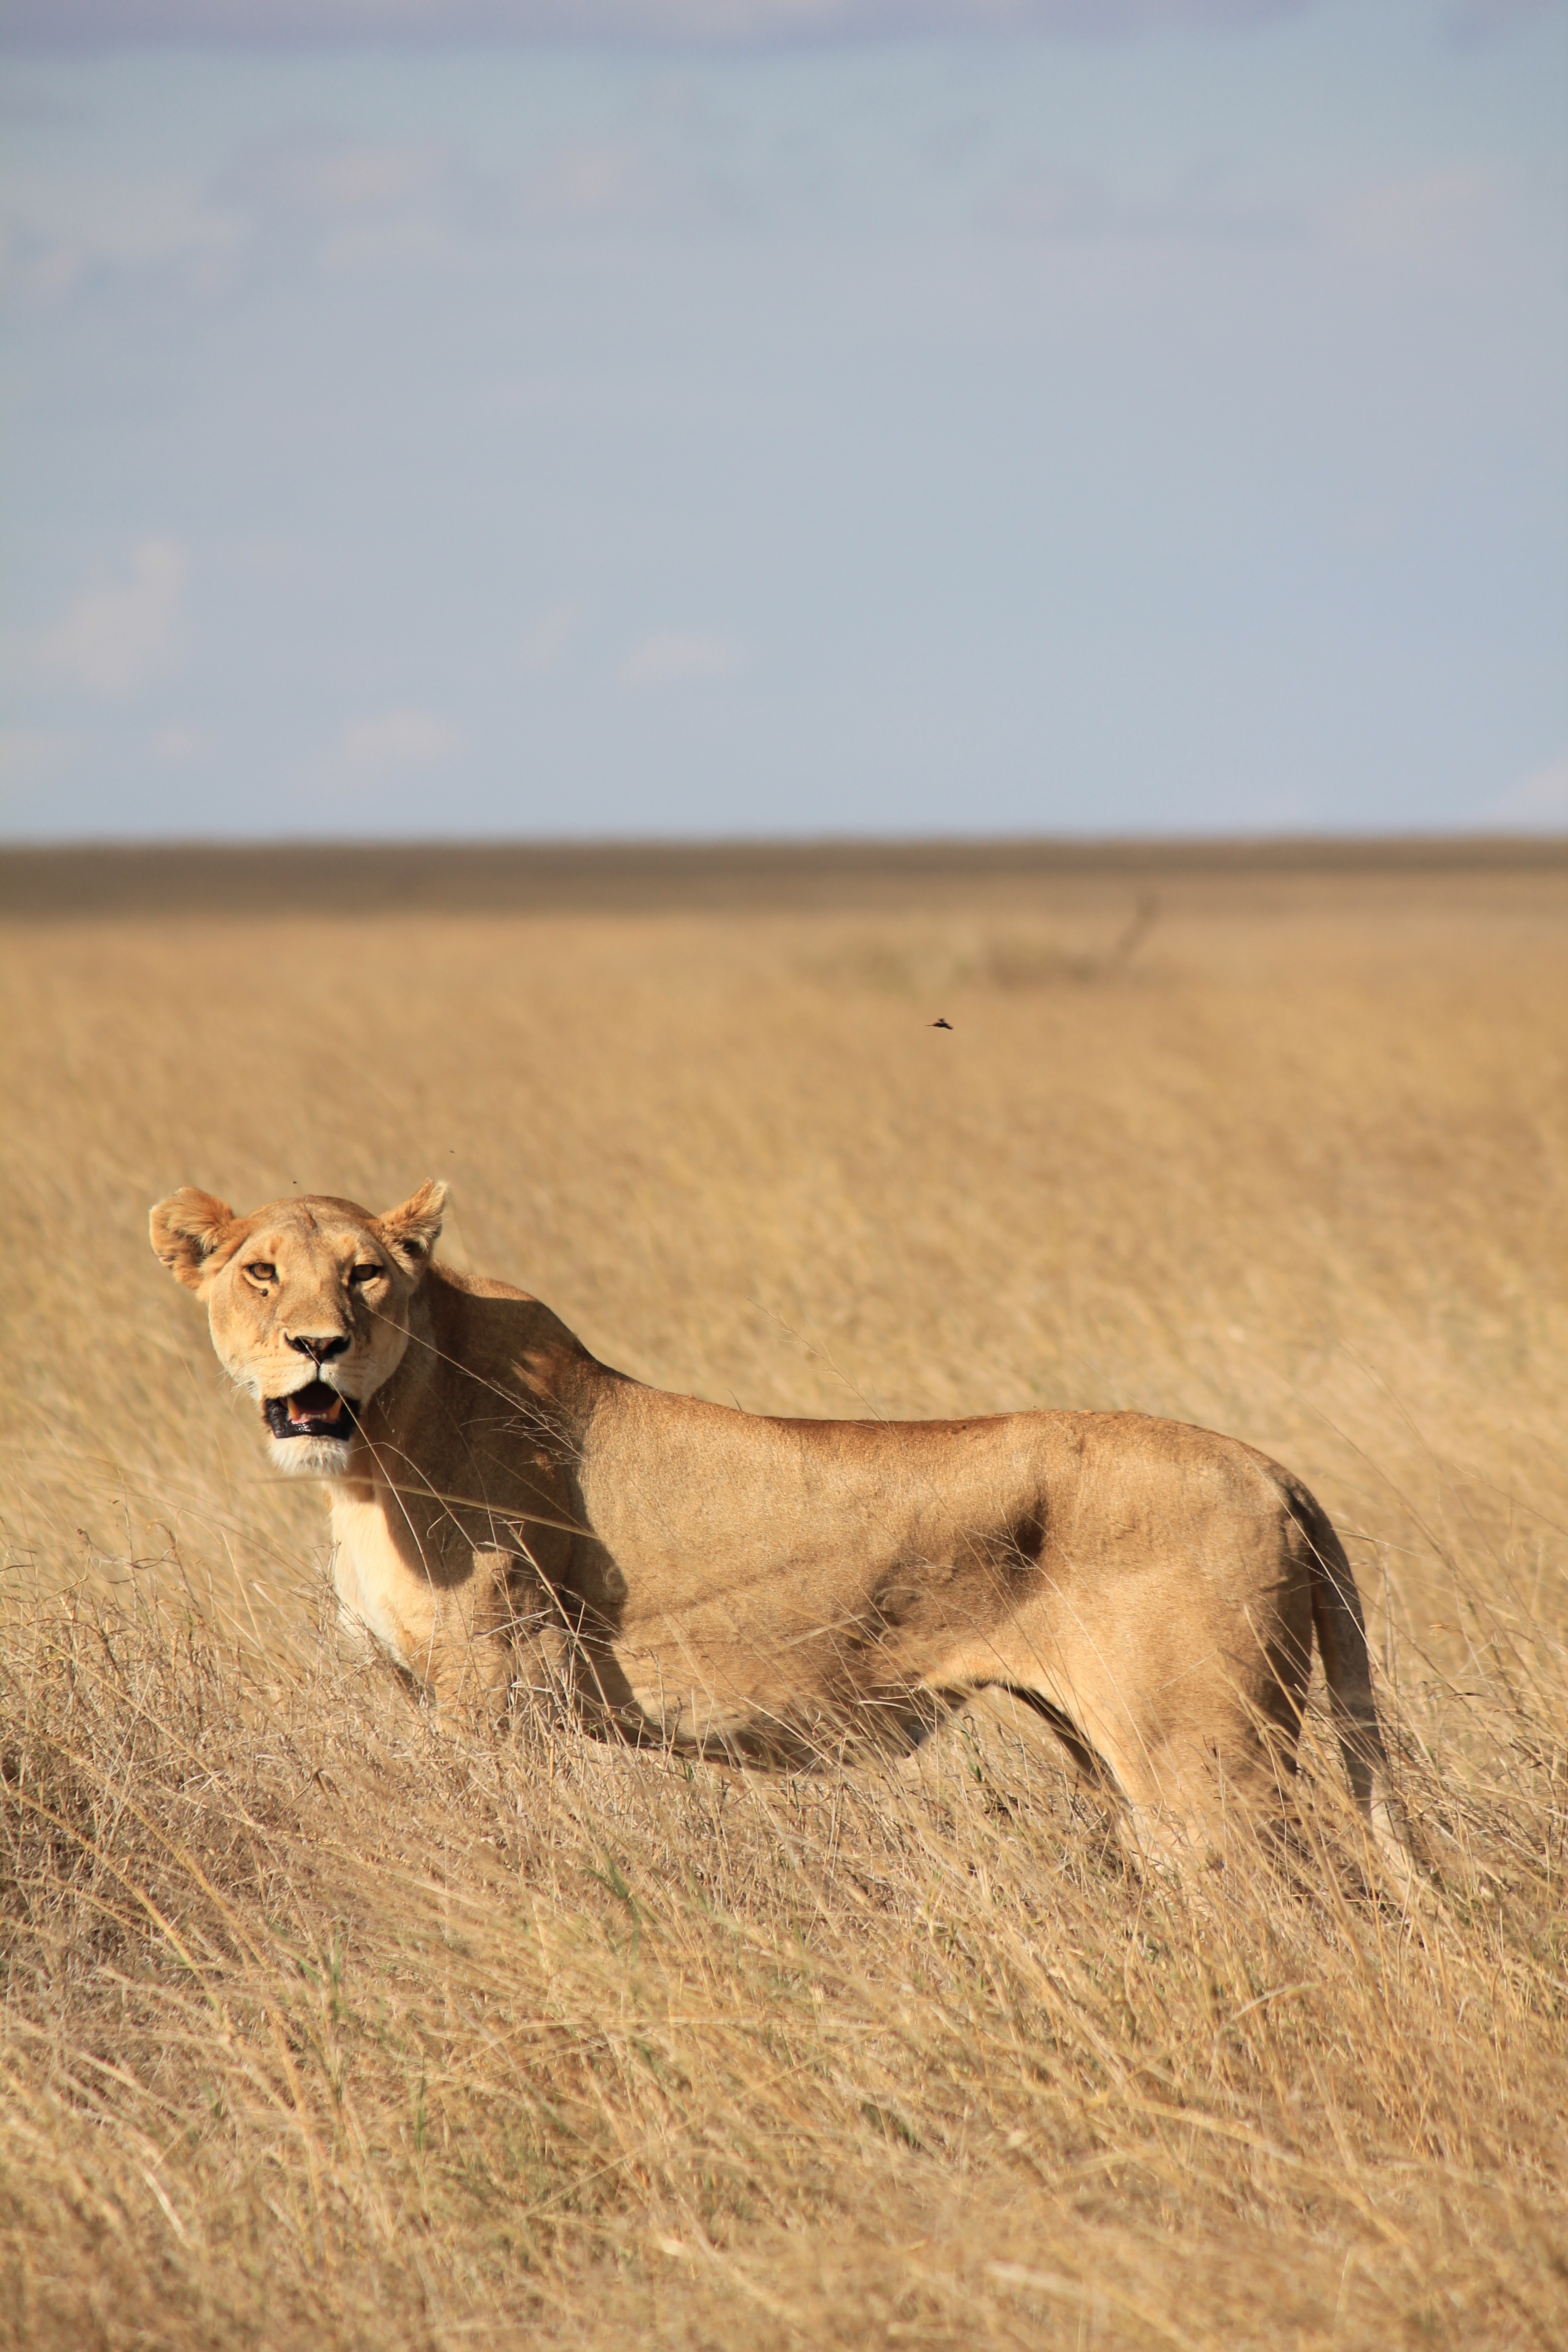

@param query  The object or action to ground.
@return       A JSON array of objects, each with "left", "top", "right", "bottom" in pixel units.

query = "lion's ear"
[
  {"left": 150, "top": 1188, "right": 238, "bottom": 1292},
  {"left": 377, "top": 1179, "right": 447, "bottom": 1277}
]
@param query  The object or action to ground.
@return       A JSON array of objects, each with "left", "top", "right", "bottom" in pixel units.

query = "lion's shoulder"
[
  {"left": 425, "top": 1264, "right": 612, "bottom": 1402},
  {"left": 434, "top": 1264, "right": 535, "bottom": 1303}
]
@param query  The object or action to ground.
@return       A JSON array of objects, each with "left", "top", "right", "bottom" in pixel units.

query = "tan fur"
[{"left": 150, "top": 1182, "right": 1405, "bottom": 1866}]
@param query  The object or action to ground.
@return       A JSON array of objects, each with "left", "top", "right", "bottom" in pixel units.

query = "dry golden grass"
[{"left": 2, "top": 851, "right": 1566, "bottom": 2349}]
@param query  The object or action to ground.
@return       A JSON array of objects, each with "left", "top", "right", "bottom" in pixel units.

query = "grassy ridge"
[{"left": 2, "top": 855, "right": 1565, "bottom": 2346}]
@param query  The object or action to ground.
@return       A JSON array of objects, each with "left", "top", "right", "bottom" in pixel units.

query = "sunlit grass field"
[{"left": 2, "top": 846, "right": 1565, "bottom": 2349}]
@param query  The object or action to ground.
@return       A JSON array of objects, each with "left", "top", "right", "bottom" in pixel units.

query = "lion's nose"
[{"left": 287, "top": 1333, "right": 351, "bottom": 1365}]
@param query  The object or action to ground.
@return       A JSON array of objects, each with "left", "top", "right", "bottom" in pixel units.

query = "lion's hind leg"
[
  {"left": 1001, "top": 1685, "right": 1120, "bottom": 1791},
  {"left": 996, "top": 1656, "right": 1311, "bottom": 1878}
]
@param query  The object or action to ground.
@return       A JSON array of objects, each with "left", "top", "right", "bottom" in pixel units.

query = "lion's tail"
[{"left": 1296, "top": 1486, "right": 1414, "bottom": 1888}]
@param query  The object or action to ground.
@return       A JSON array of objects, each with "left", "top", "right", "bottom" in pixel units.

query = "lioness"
[{"left": 151, "top": 1180, "right": 1403, "bottom": 1864}]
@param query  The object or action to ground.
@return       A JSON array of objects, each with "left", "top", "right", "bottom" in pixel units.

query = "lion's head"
[{"left": 149, "top": 1181, "right": 447, "bottom": 1477}]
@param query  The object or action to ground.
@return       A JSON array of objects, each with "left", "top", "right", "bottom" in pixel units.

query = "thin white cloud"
[
  {"left": 210, "top": 133, "right": 473, "bottom": 271},
  {"left": 282, "top": 143, "right": 442, "bottom": 211},
  {"left": 327, "top": 706, "right": 467, "bottom": 785},
  {"left": 2, "top": 142, "right": 472, "bottom": 304},
  {"left": 618, "top": 630, "right": 740, "bottom": 686},
  {"left": 1332, "top": 167, "right": 1503, "bottom": 264},
  {"left": 2, "top": 180, "right": 240, "bottom": 298},
  {"left": 1490, "top": 755, "right": 1568, "bottom": 828},
  {"left": 220, "top": 133, "right": 447, "bottom": 219},
  {"left": 5, "top": 539, "right": 190, "bottom": 698},
  {"left": 991, "top": 162, "right": 1298, "bottom": 242},
  {"left": 522, "top": 145, "right": 645, "bottom": 226}
]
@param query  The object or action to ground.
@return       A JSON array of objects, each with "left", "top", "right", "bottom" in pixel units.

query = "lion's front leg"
[
  {"left": 329, "top": 1494, "right": 579, "bottom": 1718},
  {"left": 487, "top": 1546, "right": 576, "bottom": 1720},
  {"left": 417, "top": 1544, "right": 579, "bottom": 1718},
  {"left": 408, "top": 1545, "right": 512, "bottom": 1713}
]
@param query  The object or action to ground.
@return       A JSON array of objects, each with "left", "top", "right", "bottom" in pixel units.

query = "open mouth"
[{"left": 264, "top": 1381, "right": 359, "bottom": 1442}]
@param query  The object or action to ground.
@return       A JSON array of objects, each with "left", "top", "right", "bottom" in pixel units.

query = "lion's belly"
[
  {"left": 598, "top": 1519, "right": 1039, "bottom": 1735},
  {"left": 609, "top": 1572, "right": 989, "bottom": 1753}
]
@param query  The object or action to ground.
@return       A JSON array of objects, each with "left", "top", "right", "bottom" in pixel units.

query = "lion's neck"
[{"left": 323, "top": 1266, "right": 607, "bottom": 1533}]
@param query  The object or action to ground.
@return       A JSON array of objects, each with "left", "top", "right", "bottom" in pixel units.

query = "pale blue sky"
[{"left": 2, "top": 0, "right": 1564, "bottom": 839}]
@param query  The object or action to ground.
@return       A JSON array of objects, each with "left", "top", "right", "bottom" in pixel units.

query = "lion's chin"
[
  {"left": 262, "top": 1381, "right": 361, "bottom": 1479},
  {"left": 266, "top": 1431, "right": 357, "bottom": 1480}
]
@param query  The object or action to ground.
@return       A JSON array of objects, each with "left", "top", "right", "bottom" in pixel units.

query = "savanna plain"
[{"left": 1, "top": 848, "right": 1565, "bottom": 2352}]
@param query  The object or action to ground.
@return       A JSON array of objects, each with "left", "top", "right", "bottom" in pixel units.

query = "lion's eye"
[
  {"left": 348, "top": 1264, "right": 382, "bottom": 1286},
  {"left": 247, "top": 1263, "right": 276, "bottom": 1285}
]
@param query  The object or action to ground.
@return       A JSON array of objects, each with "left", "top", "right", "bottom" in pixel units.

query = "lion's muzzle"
[{"left": 264, "top": 1382, "right": 360, "bottom": 1442}]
